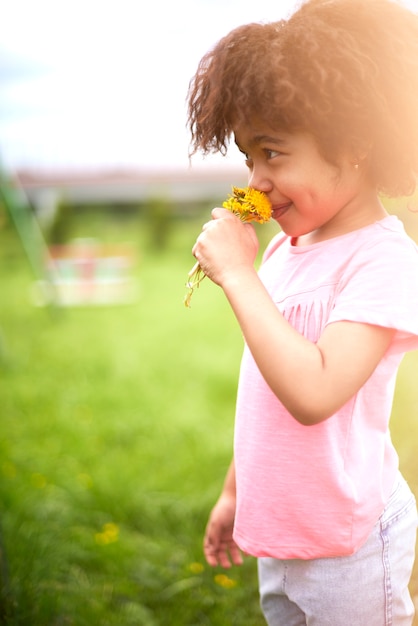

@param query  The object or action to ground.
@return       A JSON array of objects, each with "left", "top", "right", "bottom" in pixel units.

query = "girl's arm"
[
  {"left": 193, "top": 209, "right": 394, "bottom": 425},
  {"left": 203, "top": 459, "right": 243, "bottom": 568},
  {"left": 222, "top": 265, "right": 393, "bottom": 424}
]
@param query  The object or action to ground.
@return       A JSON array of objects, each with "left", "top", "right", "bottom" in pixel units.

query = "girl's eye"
[
  {"left": 244, "top": 155, "right": 253, "bottom": 168},
  {"left": 264, "top": 149, "right": 281, "bottom": 159},
  {"left": 242, "top": 148, "right": 282, "bottom": 168}
]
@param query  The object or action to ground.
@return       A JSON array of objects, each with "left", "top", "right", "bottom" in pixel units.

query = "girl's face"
[{"left": 234, "top": 124, "right": 383, "bottom": 245}]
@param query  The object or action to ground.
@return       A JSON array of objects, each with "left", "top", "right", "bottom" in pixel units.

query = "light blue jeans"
[{"left": 258, "top": 473, "right": 417, "bottom": 626}]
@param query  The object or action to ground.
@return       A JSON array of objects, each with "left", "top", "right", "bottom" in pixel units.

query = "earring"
[{"left": 354, "top": 163, "right": 359, "bottom": 170}]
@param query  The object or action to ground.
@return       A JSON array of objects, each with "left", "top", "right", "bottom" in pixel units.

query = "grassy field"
[{"left": 1, "top": 204, "right": 418, "bottom": 625}]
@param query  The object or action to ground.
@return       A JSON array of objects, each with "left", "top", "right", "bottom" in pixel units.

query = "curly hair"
[{"left": 187, "top": 0, "right": 418, "bottom": 196}]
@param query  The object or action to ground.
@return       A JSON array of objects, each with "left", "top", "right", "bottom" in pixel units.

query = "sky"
[
  {"left": 1, "top": 0, "right": 418, "bottom": 174},
  {"left": 0, "top": 0, "right": 298, "bottom": 174}
]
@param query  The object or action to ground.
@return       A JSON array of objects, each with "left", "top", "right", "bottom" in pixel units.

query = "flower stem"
[
  {"left": 184, "top": 261, "right": 206, "bottom": 307},
  {"left": 183, "top": 186, "right": 271, "bottom": 307}
]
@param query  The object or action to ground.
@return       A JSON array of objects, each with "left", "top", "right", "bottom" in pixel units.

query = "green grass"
[
  {"left": 1, "top": 207, "right": 418, "bottom": 625},
  {"left": 0, "top": 212, "right": 266, "bottom": 625}
]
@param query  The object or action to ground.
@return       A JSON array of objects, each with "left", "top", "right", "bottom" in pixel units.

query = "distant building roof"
[{"left": 15, "top": 166, "right": 248, "bottom": 209}]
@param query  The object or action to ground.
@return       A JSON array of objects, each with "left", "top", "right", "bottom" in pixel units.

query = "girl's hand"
[
  {"left": 203, "top": 492, "right": 243, "bottom": 568},
  {"left": 192, "top": 208, "right": 259, "bottom": 287}
]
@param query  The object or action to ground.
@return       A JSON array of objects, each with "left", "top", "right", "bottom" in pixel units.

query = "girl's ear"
[
  {"left": 347, "top": 139, "right": 373, "bottom": 177},
  {"left": 349, "top": 139, "right": 372, "bottom": 167}
]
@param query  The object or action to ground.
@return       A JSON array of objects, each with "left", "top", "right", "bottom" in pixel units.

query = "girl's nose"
[{"left": 248, "top": 166, "right": 273, "bottom": 194}]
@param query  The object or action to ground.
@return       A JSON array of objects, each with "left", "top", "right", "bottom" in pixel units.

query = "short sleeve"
[
  {"left": 262, "top": 232, "right": 288, "bottom": 263},
  {"left": 327, "top": 234, "right": 418, "bottom": 353}
]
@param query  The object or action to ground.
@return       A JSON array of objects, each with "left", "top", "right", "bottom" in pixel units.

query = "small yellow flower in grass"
[
  {"left": 95, "top": 522, "right": 120, "bottom": 545},
  {"left": 214, "top": 573, "right": 238, "bottom": 589},
  {"left": 77, "top": 473, "right": 93, "bottom": 489},
  {"left": 184, "top": 186, "right": 272, "bottom": 307},
  {"left": 188, "top": 562, "right": 205, "bottom": 574},
  {"left": 31, "top": 472, "right": 47, "bottom": 489},
  {"left": 2, "top": 461, "right": 16, "bottom": 478}
]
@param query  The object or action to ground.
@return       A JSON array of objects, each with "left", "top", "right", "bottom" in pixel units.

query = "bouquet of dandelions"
[{"left": 184, "top": 186, "right": 272, "bottom": 307}]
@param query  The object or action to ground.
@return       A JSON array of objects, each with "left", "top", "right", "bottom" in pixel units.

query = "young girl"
[{"left": 187, "top": 0, "right": 418, "bottom": 624}]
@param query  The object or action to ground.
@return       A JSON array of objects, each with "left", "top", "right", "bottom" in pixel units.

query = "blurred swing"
[
  {"left": 0, "top": 165, "right": 60, "bottom": 309},
  {"left": 0, "top": 166, "right": 138, "bottom": 308},
  {"left": 45, "top": 238, "right": 138, "bottom": 307}
]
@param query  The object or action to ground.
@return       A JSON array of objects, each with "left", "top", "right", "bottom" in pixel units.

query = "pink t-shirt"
[{"left": 233, "top": 216, "right": 418, "bottom": 559}]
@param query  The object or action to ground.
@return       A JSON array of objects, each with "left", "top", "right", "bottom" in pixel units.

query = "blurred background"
[
  {"left": 0, "top": 0, "right": 300, "bottom": 172},
  {"left": 1, "top": 1, "right": 418, "bottom": 624},
  {"left": 0, "top": 0, "right": 300, "bottom": 306}
]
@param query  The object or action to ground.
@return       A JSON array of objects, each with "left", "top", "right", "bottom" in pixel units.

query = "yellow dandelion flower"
[
  {"left": 31, "top": 472, "right": 47, "bottom": 489},
  {"left": 188, "top": 562, "right": 205, "bottom": 574},
  {"left": 222, "top": 186, "right": 272, "bottom": 223},
  {"left": 2, "top": 461, "right": 16, "bottom": 478},
  {"left": 77, "top": 473, "right": 93, "bottom": 489},
  {"left": 214, "top": 573, "right": 238, "bottom": 589},
  {"left": 184, "top": 186, "right": 271, "bottom": 307},
  {"left": 95, "top": 522, "right": 120, "bottom": 545}
]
